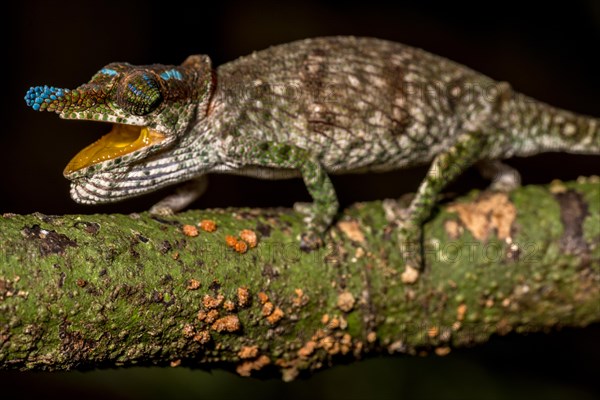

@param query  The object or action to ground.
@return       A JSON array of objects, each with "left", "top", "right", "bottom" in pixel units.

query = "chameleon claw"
[
  {"left": 149, "top": 204, "right": 175, "bottom": 217},
  {"left": 299, "top": 232, "right": 324, "bottom": 252}
]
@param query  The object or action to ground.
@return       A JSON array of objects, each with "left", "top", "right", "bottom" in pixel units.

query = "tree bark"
[{"left": 1, "top": 178, "right": 598, "bottom": 380}]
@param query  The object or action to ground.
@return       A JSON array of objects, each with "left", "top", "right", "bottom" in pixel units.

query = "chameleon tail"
[{"left": 502, "top": 92, "right": 600, "bottom": 157}]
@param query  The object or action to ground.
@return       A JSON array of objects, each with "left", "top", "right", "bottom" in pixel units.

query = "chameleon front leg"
[
  {"left": 150, "top": 176, "right": 208, "bottom": 215},
  {"left": 240, "top": 141, "right": 339, "bottom": 251},
  {"left": 394, "top": 132, "right": 487, "bottom": 272}
]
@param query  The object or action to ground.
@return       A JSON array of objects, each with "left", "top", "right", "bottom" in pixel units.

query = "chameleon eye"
[{"left": 117, "top": 71, "right": 163, "bottom": 115}]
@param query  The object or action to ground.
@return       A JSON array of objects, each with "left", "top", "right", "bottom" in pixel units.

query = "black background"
[{"left": 1, "top": 1, "right": 599, "bottom": 399}]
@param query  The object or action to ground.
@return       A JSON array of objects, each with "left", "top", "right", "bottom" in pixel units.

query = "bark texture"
[{"left": 1, "top": 179, "right": 598, "bottom": 381}]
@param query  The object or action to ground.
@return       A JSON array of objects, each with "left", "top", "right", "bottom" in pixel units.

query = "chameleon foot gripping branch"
[{"left": 25, "top": 37, "right": 600, "bottom": 267}]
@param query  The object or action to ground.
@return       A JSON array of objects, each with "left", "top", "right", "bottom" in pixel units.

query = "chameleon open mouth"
[{"left": 64, "top": 124, "right": 166, "bottom": 175}]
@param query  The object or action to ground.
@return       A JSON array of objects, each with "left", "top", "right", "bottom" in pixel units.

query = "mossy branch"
[{"left": 1, "top": 179, "right": 598, "bottom": 380}]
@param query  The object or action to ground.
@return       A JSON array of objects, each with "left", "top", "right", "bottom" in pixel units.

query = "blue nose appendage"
[{"left": 25, "top": 86, "right": 70, "bottom": 112}]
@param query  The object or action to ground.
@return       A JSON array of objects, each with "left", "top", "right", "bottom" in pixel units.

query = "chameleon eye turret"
[{"left": 116, "top": 71, "right": 163, "bottom": 115}]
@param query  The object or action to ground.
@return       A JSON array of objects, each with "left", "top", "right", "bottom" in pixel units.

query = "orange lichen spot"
[
  {"left": 354, "top": 341, "right": 364, "bottom": 357},
  {"left": 223, "top": 299, "right": 236, "bottom": 312},
  {"left": 171, "top": 251, "right": 180, "bottom": 260},
  {"left": 435, "top": 347, "right": 451, "bottom": 356},
  {"left": 182, "top": 323, "right": 195, "bottom": 338},
  {"left": 237, "top": 286, "right": 250, "bottom": 308},
  {"left": 354, "top": 247, "right": 365, "bottom": 259},
  {"left": 401, "top": 265, "right": 420, "bottom": 284},
  {"left": 319, "top": 335, "right": 335, "bottom": 351},
  {"left": 367, "top": 331, "right": 377, "bottom": 343},
  {"left": 336, "top": 291, "right": 355, "bottom": 312},
  {"left": 312, "top": 329, "right": 327, "bottom": 341},
  {"left": 266, "top": 307, "right": 284, "bottom": 325},
  {"left": 321, "top": 314, "right": 330, "bottom": 325},
  {"left": 330, "top": 342, "right": 341, "bottom": 355},
  {"left": 239, "top": 229, "right": 258, "bottom": 248},
  {"left": 281, "top": 366, "right": 299, "bottom": 382},
  {"left": 258, "top": 292, "right": 269, "bottom": 304},
  {"left": 340, "top": 334, "right": 352, "bottom": 355},
  {"left": 328, "top": 317, "right": 340, "bottom": 330},
  {"left": 212, "top": 315, "right": 241, "bottom": 333},
  {"left": 292, "top": 288, "right": 308, "bottom": 307},
  {"left": 340, "top": 344, "right": 351, "bottom": 355},
  {"left": 187, "top": 279, "right": 201, "bottom": 290},
  {"left": 261, "top": 301, "right": 274, "bottom": 317},
  {"left": 182, "top": 224, "right": 199, "bottom": 237},
  {"left": 76, "top": 278, "right": 87, "bottom": 288},
  {"left": 193, "top": 330, "right": 211, "bottom": 344},
  {"left": 238, "top": 345, "right": 259, "bottom": 359},
  {"left": 298, "top": 340, "right": 317, "bottom": 358},
  {"left": 427, "top": 326, "right": 439, "bottom": 338},
  {"left": 388, "top": 340, "right": 405, "bottom": 353},
  {"left": 457, "top": 304, "right": 467, "bottom": 321},
  {"left": 236, "top": 355, "right": 270, "bottom": 377},
  {"left": 170, "top": 359, "right": 181, "bottom": 367},
  {"left": 199, "top": 219, "right": 217, "bottom": 232},
  {"left": 339, "top": 316, "right": 348, "bottom": 330},
  {"left": 225, "top": 235, "right": 238, "bottom": 247},
  {"left": 203, "top": 293, "right": 224, "bottom": 309},
  {"left": 197, "top": 310, "right": 207, "bottom": 322},
  {"left": 341, "top": 333, "right": 352, "bottom": 346},
  {"left": 234, "top": 240, "right": 248, "bottom": 254},
  {"left": 337, "top": 220, "right": 365, "bottom": 243},
  {"left": 205, "top": 309, "right": 219, "bottom": 324},
  {"left": 447, "top": 193, "right": 516, "bottom": 241},
  {"left": 275, "top": 358, "right": 290, "bottom": 368}
]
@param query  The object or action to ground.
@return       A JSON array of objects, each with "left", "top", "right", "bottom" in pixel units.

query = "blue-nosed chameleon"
[{"left": 24, "top": 36, "right": 599, "bottom": 271}]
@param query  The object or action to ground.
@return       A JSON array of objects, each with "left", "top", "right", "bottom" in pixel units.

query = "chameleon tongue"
[{"left": 63, "top": 124, "right": 165, "bottom": 175}]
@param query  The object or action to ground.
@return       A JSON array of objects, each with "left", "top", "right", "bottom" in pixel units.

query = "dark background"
[{"left": 1, "top": 0, "right": 599, "bottom": 399}]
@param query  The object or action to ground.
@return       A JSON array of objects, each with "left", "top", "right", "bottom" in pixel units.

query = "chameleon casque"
[{"left": 25, "top": 36, "right": 599, "bottom": 269}]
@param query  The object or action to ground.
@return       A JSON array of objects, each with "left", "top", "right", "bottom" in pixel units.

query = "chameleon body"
[{"left": 25, "top": 36, "right": 599, "bottom": 266}]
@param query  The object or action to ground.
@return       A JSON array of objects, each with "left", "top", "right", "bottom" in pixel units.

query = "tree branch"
[{"left": 1, "top": 179, "right": 598, "bottom": 380}]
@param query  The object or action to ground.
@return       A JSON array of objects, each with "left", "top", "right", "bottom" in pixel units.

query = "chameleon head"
[{"left": 24, "top": 55, "right": 214, "bottom": 203}]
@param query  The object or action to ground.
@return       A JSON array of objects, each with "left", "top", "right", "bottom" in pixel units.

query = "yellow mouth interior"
[{"left": 64, "top": 124, "right": 165, "bottom": 175}]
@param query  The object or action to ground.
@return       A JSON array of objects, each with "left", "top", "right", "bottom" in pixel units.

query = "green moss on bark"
[{"left": 1, "top": 179, "right": 598, "bottom": 379}]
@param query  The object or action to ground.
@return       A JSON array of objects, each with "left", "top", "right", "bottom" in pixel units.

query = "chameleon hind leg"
[{"left": 390, "top": 132, "right": 487, "bottom": 276}]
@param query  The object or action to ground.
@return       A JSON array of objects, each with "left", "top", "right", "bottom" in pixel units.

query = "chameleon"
[{"left": 24, "top": 36, "right": 599, "bottom": 270}]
